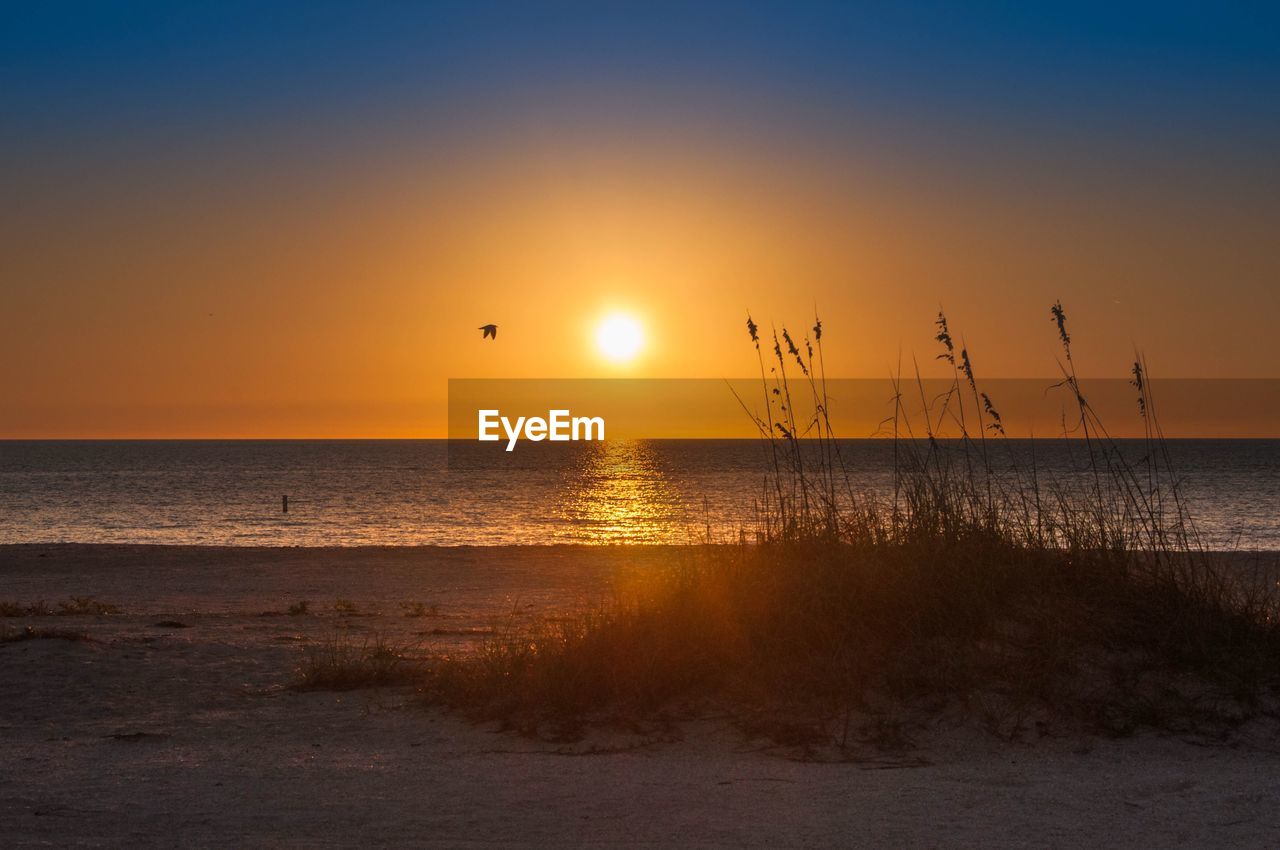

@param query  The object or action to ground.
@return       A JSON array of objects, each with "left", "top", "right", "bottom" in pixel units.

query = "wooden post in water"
[{"left": 282, "top": 495, "right": 289, "bottom": 513}]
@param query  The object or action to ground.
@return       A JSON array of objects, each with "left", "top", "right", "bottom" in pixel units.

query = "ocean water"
[{"left": 0, "top": 440, "right": 1276, "bottom": 549}]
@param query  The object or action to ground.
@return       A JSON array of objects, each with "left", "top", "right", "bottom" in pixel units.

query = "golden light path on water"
[{"left": 550, "top": 440, "right": 690, "bottom": 543}]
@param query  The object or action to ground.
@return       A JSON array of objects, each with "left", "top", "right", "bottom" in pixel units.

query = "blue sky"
[{"left": 5, "top": 2, "right": 1278, "bottom": 156}]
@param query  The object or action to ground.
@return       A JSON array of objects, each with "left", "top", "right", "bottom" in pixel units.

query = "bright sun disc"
[{"left": 596, "top": 314, "right": 644, "bottom": 362}]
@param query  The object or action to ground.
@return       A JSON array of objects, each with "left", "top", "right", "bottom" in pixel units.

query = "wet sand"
[{"left": 3, "top": 544, "right": 1279, "bottom": 848}]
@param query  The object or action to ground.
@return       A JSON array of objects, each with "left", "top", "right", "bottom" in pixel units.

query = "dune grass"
[
  {"left": 417, "top": 304, "right": 1280, "bottom": 744},
  {"left": 424, "top": 541, "right": 1278, "bottom": 741},
  {"left": 0, "top": 597, "right": 119, "bottom": 617},
  {"left": 1, "top": 625, "right": 92, "bottom": 644},
  {"left": 295, "top": 631, "right": 423, "bottom": 691}
]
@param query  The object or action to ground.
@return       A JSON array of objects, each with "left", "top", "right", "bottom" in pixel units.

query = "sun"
[{"left": 595, "top": 314, "right": 644, "bottom": 363}]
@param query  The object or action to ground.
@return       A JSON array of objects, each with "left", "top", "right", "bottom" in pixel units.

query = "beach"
[
  {"left": 8, "top": 1, "right": 1280, "bottom": 846},
  {"left": 3, "top": 544, "right": 1280, "bottom": 848}
]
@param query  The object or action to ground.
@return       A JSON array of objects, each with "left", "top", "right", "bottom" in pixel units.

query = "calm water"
[{"left": 0, "top": 440, "right": 1276, "bottom": 549}]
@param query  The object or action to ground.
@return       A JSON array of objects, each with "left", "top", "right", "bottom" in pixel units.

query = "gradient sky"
[{"left": 3, "top": 2, "right": 1279, "bottom": 437}]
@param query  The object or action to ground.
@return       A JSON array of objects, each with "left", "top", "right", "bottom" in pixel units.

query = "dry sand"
[{"left": 2, "top": 544, "right": 1279, "bottom": 848}]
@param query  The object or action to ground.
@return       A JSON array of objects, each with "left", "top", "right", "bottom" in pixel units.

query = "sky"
[{"left": 2, "top": 1, "right": 1279, "bottom": 437}]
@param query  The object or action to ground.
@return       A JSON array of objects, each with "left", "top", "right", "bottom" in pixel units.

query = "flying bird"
[{"left": 479, "top": 324, "right": 498, "bottom": 340}]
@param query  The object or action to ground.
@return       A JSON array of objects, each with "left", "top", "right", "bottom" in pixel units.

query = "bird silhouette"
[{"left": 479, "top": 324, "right": 498, "bottom": 340}]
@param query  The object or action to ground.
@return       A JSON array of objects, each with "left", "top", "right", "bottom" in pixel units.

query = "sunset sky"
[{"left": 3, "top": 2, "right": 1279, "bottom": 437}]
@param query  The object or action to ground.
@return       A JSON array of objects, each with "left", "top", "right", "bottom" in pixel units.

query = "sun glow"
[{"left": 595, "top": 314, "right": 645, "bottom": 363}]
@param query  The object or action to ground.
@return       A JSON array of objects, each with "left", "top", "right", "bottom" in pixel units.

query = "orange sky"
[
  {"left": 4, "top": 133, "right": 1277, "bottom": 438},
  {"left": 4, "top": 6, "right": 1279, "bottom": 438}
]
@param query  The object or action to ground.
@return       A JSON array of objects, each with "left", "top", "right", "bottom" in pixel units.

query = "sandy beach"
[
  {"left": 0, "top": 544, "right": 1277, "bottom": 848},
  {"left": 8, "top": 0, "right": 1280, "bottom": 845}
]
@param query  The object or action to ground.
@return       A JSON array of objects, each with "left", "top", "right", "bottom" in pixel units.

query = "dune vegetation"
[{"left": 308, "top": 304, "right": 1280, "bottom": 747}]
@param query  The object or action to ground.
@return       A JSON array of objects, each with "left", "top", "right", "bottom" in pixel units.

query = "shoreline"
[
  {"left": 0, "top": 542, "right": 712, "bottom": 551},
  {"left": 5, "top": 541, "right": 1279, "bottom": 552}
]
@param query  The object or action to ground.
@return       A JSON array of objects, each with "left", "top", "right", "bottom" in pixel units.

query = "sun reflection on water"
[{"left": 550, "top": 440, "right": 689, "bottom": 543}]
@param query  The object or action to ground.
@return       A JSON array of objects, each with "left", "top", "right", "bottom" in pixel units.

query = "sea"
[{"left": 0, "top": 440, "right": 1276, "bottom": 549}]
